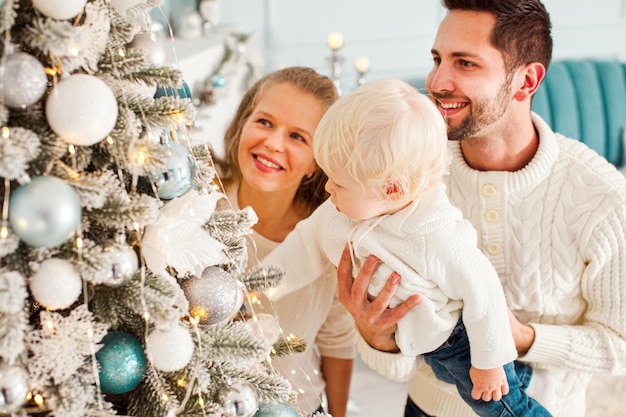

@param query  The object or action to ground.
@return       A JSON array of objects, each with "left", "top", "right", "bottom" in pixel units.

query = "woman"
[{"left": 214, "top": 66, "right": 356, "bottom": 417}]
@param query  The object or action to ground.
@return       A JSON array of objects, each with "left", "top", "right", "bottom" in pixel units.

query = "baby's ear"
[{"left": 384, "top": 179, "right": 407, "bottom": 201}]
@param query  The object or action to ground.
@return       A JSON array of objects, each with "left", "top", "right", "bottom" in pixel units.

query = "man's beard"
[{"left": 432, "top": 75, "right": 514, "bottom": 142}]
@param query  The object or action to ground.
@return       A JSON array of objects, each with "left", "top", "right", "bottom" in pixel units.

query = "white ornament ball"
[
  {"left": 3, "top": 52, "right": 48, "bottom": 108},
  {"left": 129, "top": 32, "right": 167, "bottom": 66},
  {"left": 0, "top": 364, "right": 29, "bottom": 414},
  {"left": 29, "top": 258, "right": 82, "bottom": 310},
  {"left": 146, "top": 325, "right": 194, "bottom": 372},
  {"left": 32, "top": 0, "right": 87, "bottom": 20},
  {"left": 46, "top": 74, "right": 118, "bottom": 146}
]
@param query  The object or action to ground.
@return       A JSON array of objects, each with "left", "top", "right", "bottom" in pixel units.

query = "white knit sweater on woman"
[{"left": 359, "top": 114, "right": 626, "bottom": 417}]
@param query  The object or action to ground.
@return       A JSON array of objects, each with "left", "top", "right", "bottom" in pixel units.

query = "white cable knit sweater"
[
  {"left": 359, "top": 114, "right": 626, "bottom": 417},
  {"left": 265, "top": 183, "right": 517, "bottom": 373}
]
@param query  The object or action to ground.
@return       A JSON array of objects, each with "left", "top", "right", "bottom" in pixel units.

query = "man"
[{"left": 337, "top": 1, "right": 626, "bottom": 416}]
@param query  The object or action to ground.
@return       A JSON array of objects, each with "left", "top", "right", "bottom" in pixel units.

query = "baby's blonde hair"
[{"left": 314, "top": 78, "right": 449, "bottom": 202}]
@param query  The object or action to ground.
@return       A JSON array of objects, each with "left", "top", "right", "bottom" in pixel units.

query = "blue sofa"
[{"left": 532, "top": 60, "right": 626, "bottom": 168}]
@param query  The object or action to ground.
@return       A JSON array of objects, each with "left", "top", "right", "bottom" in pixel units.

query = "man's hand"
[
  {"left": 469, "top": 366, "right": 509, "bottom": 402},
  {"left": 336, "top": 244, "right": 421, "bottom": 353},
  {"left": 507, "top": 309, "right": 535, "bottom": 356}
]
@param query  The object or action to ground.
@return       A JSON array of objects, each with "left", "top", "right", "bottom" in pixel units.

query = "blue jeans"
[{"left": 420, "top": 319, "right": 552, "bottom": 417}]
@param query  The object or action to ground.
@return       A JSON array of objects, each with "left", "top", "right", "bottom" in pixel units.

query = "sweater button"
[
  {"left": 484, "top": 209, "right": 500, "bottom": 222},
  {"left": 486, "top": 242, "right": 501, "bottom": 255},
  {"left": 482, "top": 183, "right": 497, "bottom": 197}
]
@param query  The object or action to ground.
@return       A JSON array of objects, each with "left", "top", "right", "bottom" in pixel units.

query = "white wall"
[{"left": 220, "top": 0, "right": 626, "bottom": 87}]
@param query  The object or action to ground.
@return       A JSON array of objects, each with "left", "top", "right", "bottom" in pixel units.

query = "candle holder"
[
  {"left": 327, "top": 32, "right": 344, "bottom": 95},
  {"left": 329, "top": 49, "right": 344, "bottom": 95},
  {"left": 355, "top": 56, "right": 370, "bottom": 88}
]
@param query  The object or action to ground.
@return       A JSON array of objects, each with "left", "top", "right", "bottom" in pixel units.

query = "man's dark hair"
[{"left": 442, "top": 0, "right": 553, "bottom": 72}]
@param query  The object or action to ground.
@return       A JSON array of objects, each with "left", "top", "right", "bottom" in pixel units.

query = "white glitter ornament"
[
  {"left": 3, "top": 52, "right": 48, "bottom": 108},
  {"left": 146, "top": 325, "right": 194, "bottom": 372},
  {"left": 46, "top": 74, "right": 118, "bottom": 146},
  {"left": 0, "top": 364, "right": 29, "bottom": 414},
  {"left": 32, "top": 0, "right": 87, "bottom": 20},
  {"left": 29, "top": 258, "right": 82, "bottom": 310},
  {"left": 182, "top": 267, "right": 243, "bottom": 325}
]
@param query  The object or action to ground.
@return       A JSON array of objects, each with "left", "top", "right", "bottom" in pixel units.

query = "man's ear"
[
  {"left": 385, "top": 180, "right": 406, "bottom": 201},
  {"left": 514, "top": 62, "right": 546, "bottom": 101}
]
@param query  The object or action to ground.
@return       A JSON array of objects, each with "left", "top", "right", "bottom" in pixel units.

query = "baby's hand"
[{"left": 469, "top": 366, "right": 509, "bottom": 402}]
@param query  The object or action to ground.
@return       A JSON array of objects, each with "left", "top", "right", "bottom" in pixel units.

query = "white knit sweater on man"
[
  {"left": 265, "top": 182, "right": 517, "bottom": 373},
  {"left": 358, "top": 114, "right": 626, "bottom": 417}
]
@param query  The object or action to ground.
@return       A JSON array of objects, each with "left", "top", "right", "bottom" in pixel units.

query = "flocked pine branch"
[
  {"left": 242, "top": 264, "right": 285, "bottom": 292},
  {"left": 0, "top": 126, "right": 41, "bottom": 180},
  {"left": 20, "top": 1, "right": 111, "bottom": 74},
  {"left": 0, "top": 0, "right": 18, "bottom": 33},
  {"left": 271, "top": 334, "right": 307, "bottom": 358},
  {"left": 90, "top": 270, "right": 181, "bottom": 329},
  {"left": 0, "top": 269, "right": 28, "bottom": 363}
]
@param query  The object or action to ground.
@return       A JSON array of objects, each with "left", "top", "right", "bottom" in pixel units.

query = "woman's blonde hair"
[
  {"left": 314, "top": 78, "right": 449, "bottom": 202},
  {"left": 214, "top": 66, "right": 338, "bottom": 214}
]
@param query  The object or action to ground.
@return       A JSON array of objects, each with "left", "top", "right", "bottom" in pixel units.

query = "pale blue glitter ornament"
[
  {"left": 151, "top": 141, "right": 196, "bottom": 200},
  {"left": 96, "top": 331, "right": 147, "bottom": 395},
  {"left": 8, "top": 176, "right": 82, "bottom": 247},
  {"left": 254, "top": 403, "right": 298, "bottom": 417}
]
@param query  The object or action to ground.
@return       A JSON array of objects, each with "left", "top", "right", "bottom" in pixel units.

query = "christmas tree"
[{"left": 0, "top": 1, "right": 324, "bottom": 416}]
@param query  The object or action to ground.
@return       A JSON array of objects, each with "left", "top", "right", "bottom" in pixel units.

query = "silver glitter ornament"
[
  {"left": 219, "top": 379, "right": 258, "bottom": 417},
  {"left": 181, "top": 266, "right": 243, "bottom": 325},
  {"left": 3, "top": 52, "right": 48, "bottom": 108},
  {"left": 0, "top": 364, "right": 29, "bottom": 414}
]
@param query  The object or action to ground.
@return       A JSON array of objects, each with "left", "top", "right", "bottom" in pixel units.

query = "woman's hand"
[{"left": 336, "top": 244, "right": 421, "bottom": 353}]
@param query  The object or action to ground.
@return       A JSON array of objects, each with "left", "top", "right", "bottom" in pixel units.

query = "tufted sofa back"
[{"left": 532, "top": 60, "right": 626, "bottom": 168}]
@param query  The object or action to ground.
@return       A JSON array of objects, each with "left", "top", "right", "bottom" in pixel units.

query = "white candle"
[
  {"left": 327, "top": 32, "right": 344, "bottom": 50},
  {"left": 355, "top": 56, "right": 370, "bottom": 73}
]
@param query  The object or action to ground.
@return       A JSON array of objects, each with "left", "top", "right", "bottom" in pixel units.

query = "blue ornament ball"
[
  {"left": 151, "top": 141, "right": 196, "bottom": 200},
  {"left": 8, "top": 176, "right": 82, "bottom": 247},
  {"left": 96, "top": 331, "right": 147, "bottom": 395},
  {"left": 254, "top": 403, "right": 298, "bottom": 417},
  {"left": 211, "top": 73, "right": 227, "bottom": 88},
  {"left": 154, "top": 80, "right": 192, "bottom": 99}
]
